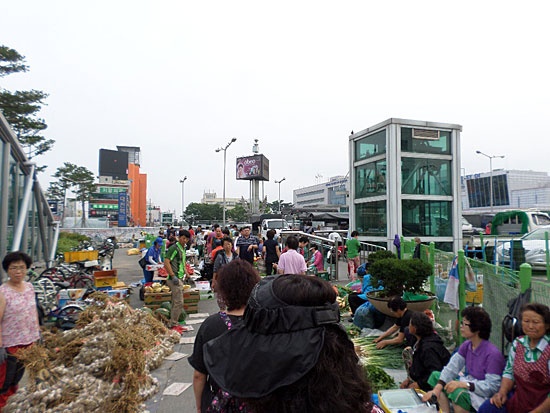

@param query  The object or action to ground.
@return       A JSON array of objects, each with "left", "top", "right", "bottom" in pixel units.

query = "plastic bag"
[{"left": 353, "top": 301, "right": 386, "bottom": 329}]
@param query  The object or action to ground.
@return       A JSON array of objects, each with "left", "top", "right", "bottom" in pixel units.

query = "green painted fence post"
[
  {"left": 518, "top": 263, "right": 532, "bottom": 294},
  {"left": 458, "top": 250, "right": 466, "bottom": 345}
]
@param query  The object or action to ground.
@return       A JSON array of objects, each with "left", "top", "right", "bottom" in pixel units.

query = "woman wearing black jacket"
[{"left": 401, "top": 311, "right": 451, "bottom": 391}]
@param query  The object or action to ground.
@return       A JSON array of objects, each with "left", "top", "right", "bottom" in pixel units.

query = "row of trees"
[{"left": 184, "top": 199, "right": 294, "bottom": 224}]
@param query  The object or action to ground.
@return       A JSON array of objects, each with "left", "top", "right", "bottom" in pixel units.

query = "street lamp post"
[
  {"left": 274, "top": 177, "right": 286, "bottom": 215},
  {"left": 215, "top": 137, "right": 237, "bottom": 228},
  {"left": 179, "top": 176, "right": 187, "bottom": 224},
  {"left": 476, "top": 150, "right": 505, "bottom": 213}
]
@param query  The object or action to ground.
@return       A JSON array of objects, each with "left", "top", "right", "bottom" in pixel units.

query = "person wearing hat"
[
  {"left": 203, "top": 274, "right": 384, "bottom": 412},
  {"left": 189, "top": 260, "right": 260, "bottom": 413},
  {"left": 142, "top": 237, "right": 164, "bottom": 284}
]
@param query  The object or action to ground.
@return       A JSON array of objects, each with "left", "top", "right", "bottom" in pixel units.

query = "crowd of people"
[{"left": 3, "top": 223, "right": 545, "bottom": 412}]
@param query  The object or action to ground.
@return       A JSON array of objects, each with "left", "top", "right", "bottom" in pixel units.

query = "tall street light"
[
  {"left": 179, "top": 176, "right": 187, "bottom": 223},
  {"left": 275, "top": 177, "right": 286, "bottom": 215},
  {"left": 215, "top": 137, "right": 237, "bottom": 228},
  {"left": 476, "top": 150, "right": 505, "bottom": 213}
]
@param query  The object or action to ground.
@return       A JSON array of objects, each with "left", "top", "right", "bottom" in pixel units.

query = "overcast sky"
[{"left": 2, "top": 1, "right": 549, "bottom": 217}]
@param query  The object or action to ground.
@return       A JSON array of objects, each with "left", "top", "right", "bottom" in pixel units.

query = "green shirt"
[
  {"left": 346, "top": 238, "right": 361, "bottom": 259},
  {"left": 166, "top": 242, "right": 187, "bottom": 279}
]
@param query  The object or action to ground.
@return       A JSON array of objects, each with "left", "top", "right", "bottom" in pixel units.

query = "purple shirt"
[
  {"left": 277, "top": 249, "right": 307, "bottom": 275},
  {"left": 458, "top": 339, "right": 505, "bottom": 380}
]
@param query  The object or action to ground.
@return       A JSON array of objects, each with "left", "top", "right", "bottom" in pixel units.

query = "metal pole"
[
  {"left": 223, "top": 149, "right": 227, "bottom": 228},
  {"left": 489, "top": 156, "right": 493, "bottom": 213},
  {"left": 216, "top": 138, "right": 236, "bottom": 228},
  {"left": 278, "top": 181, "right": 281, "bottom": 214},
  {"left": 275, "top": 177, "right": 286, "bottom": 215},
  {"left": 180, "top": 176, "right": 187, "bottom": 223}
]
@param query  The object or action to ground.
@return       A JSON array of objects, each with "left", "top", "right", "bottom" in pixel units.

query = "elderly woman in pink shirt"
[{"left": 0, "top": 251, "right": 41, "bottom": 409}]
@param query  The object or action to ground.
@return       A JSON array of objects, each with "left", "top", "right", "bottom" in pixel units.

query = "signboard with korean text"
[{"left": 118, "top": 192, "right": 128, "bottom": 227}]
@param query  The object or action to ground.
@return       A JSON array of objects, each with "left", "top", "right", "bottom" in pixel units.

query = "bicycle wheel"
[
  {"left": 73, "top": 274, "right": 95, "bottom": 290},
  {"left": 55, "top": 304, "right": 84, "bottom": 329},
  {"left": 40, "top": 267, "right": 66, "bottom": 283},
  {"left": 32, "top": 277, "right": 59, "bottom": 312}
]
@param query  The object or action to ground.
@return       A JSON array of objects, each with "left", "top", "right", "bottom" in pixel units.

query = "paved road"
[{"left": 114, "top": 248, "right": 219, "bottom": 413}]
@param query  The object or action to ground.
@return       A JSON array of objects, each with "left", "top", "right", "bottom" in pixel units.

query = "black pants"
[
  {"left": 348, "top": 292, "right": 367, "bottom": 315},
  {"left": 265, "top": 259, "right": 277, "bottom": 275}
]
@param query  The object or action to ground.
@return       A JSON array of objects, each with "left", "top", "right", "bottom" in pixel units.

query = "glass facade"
[
  {"left": 401, "top": 158, "right": 451, "bottom": 195},
  {"left": 355, "top": 129, "right": 386, "bottom": 161},
  {"left": 467, "top": 174, "right": 509, "bottom": 208},
  {"left": 401, "top": 127, "right": 450, "bottom": 154},
  {"left": 355, "top": 201, "right": 387, "bottom": 237},
  {"left": 402, "top": 200, "right": 453, "bottom": 237},
  {"left": 355, "top": 160, "right": 387, "bottom": 198}
]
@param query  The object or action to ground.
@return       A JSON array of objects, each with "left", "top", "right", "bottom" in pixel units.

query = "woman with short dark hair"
[
  {"left": 188, "top": 260, "right": 260, "bottom": 413},
  {"left": 401, "top": 311, "right": 451, "bottom": 392},
  {"left": 422, "top": 307, "right": 505, "bottom": 413},
  {"left": 0, "top": 252, "right": 40, "bottom": 409}
]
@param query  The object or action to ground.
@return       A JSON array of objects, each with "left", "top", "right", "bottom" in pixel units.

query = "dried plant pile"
[{"left": 5, "top": 295, "right": 180, "bottom": 413}]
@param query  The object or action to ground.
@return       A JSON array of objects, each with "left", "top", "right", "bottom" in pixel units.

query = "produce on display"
[{"left": 5, "top": 293, "right": 180, "bottom": 413}]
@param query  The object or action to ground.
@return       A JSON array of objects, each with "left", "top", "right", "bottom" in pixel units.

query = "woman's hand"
[
  {"left": 490, "top": 391, "right": 508, "bottom": 408},
  {"left": 444, "top": 380, "right": 467, "bottom": 393}
]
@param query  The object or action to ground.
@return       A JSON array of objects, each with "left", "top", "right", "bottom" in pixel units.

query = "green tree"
[
  {"left": 0, "top": 45, "right": 54, "bottom": 162},
  {"left": 52, "top": 163, "right": 96, "bottom": 227},
  {"left": 227, "top": 204, "right": 248, "bottom": 222},
  {"left": 185, "top": 203, "right": 223, "bottom": 222}
]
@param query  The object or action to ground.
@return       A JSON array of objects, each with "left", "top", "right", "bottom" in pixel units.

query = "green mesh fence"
[
  {"left": 483, "top": 272, "right": 520, "bottom": 349},
  {"left": 532, "top": 279, "right": 550, "bottom": 307}
]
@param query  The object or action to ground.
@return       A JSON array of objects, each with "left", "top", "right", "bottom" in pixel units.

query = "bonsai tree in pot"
[
  {"left": 366, "top": 250, "right": 434, "bottom": 316},
  {"left": 368, "top": 250, "right": 433, "bottom": 297}
]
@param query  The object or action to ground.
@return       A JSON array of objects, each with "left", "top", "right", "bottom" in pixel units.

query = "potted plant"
[{"left": 366, "top": 250, "right": 435, "bottom": 316}]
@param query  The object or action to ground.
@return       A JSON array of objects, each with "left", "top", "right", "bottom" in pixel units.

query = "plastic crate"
[
  {"left": 93, "top": 270, "right": 118, "bottom": 288},
  {"left": 64, "top": 250, "right": 99, "bottom": 263}
]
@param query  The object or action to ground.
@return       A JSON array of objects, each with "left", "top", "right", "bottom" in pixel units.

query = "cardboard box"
[
  {"left": 183, "top": 290, "right": 200, "bottom": 303},
  {"left": 196, "top": 281, "right": 211, "bottom": 291},
  {"left": 145, "top": 263, "right": 164, "bottom": 271},
  {"left": 93, "top": 270, "right": 118, "bottom": 288},
  {"left": 57, "top": 288, "right": 87, "bottom": 307},
  {"left": 144, "top": 292, "right": 172, "bottom": 304},
  {"left": 184, "top": 302, "right": 199, "bottom": 314}
]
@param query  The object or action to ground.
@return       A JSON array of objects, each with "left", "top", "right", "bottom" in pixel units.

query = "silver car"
[{"left": 495, "top": 225, "right": 550, "bottom": 270}]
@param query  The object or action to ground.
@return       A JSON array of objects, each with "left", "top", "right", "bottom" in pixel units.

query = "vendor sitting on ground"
[
  {"left": 400, "top": 311, "right": 451, "bottom": 392},
  {"left": 373, "top": 297, "right": 416, "bottom": 349}
]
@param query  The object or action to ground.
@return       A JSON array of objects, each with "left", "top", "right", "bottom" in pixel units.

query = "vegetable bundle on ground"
[{"left": 5, "top": 293, "right": 180, "bottom": 413}]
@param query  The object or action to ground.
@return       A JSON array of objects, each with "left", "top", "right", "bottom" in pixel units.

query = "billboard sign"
[
  {"left": 118, "top": 192, "right": 128, "bottom": 227},
  {"left": 236, "top": 155, "right": 269, "bottom": 181}
]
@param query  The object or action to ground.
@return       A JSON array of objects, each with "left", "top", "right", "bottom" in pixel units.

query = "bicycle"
[{"left": 40, "top": 264, "right": 95, "bottom": 289}]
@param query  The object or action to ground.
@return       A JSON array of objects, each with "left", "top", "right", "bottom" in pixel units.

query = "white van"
[{"left": 260, "top": 219, "right": 290, "bottom": 240}]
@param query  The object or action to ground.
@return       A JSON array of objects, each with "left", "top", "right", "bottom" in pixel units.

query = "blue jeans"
[
  {"left": 142, "top": 268, "right": 154, "bottom": 283},
  {"left": 477, "top": 393, "right": 513, "bottom": 413}
]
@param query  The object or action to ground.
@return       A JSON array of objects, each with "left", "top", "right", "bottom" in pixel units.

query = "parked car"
[{"left": 495, "top": 225, "right": 550, "bottom": 270}]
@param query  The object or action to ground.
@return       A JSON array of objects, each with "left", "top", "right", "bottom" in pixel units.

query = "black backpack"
[{"left": 501, "top": 288, "right": 531, "bottom": 352}]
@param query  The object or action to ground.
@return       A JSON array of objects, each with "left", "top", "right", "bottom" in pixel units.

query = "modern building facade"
[
  {"left": 293, "top": 176, "right": 349, "bottom": 211},
  {"left": 0, "top": 112, "right": 57, "bottom": 273},
  {"left": 349, "top": 118, "right": 463, "bottom": 252},
  {"left": 463, "top": 169, "right": 550, "bottom": 213},
  {"left": 95, "top": 147, "right": 147, "bottom": 227}
]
